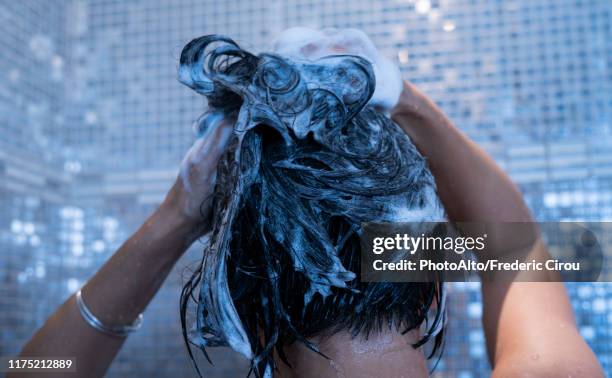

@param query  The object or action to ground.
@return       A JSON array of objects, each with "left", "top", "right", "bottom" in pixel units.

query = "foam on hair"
[
  {"left": 272, "top": 27, "right": 403, "bottom": 111},
  {"left": 178, "top": 33, "right": 445, "bottom": 377}
]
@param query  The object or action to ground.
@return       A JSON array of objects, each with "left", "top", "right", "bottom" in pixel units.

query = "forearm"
[
  {"left": 83, "top": 201, "right": 196, "bottom": 325},
  {"left": 392, "top": 94, "right": 531, "bottom": 223},
  {"left": 16, "top": 201, "right": 197, "bottom": 377}
]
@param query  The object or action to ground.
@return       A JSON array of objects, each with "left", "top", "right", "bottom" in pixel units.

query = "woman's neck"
[{"left": 275, "top": 328, "right": 429, "bottom": 378}]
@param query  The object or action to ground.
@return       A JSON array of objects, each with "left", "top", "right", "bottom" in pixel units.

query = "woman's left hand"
[{"left": 163, "top": 111, "right": 234, "bottom": 230}]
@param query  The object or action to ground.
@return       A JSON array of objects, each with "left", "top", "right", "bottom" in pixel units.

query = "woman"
[{"left": 14, "top": 34, "right": 603, "bottom": 377}]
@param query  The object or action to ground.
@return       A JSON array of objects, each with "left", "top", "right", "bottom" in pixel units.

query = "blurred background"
[{"left": 0, "top": 0, "right": 610, "bottom": 376}]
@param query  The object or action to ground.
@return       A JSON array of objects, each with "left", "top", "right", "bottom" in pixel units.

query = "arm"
[
  {"left": 14, "top": 114, "right": 233, "bottom": 378},
  {"left": 391, "top": 81, "right": 603, "bottom": 377}
]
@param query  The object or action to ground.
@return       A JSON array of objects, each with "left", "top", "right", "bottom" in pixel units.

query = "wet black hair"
[{"left": 178, "top": 35, "right": 445, "bottom": 377}]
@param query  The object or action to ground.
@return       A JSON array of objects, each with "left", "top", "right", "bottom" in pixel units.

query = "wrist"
[{"left": 155, "top": 199, "right": 204, "bottom": 245}]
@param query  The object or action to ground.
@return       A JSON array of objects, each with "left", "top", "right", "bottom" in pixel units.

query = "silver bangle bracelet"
[{"left": 75, "top": 289, "right": 143, "bottom": 338}]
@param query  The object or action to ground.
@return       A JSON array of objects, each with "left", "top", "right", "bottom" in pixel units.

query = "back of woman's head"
[{"left": 178, "top": 34, "right": 445, "bottom": 377}]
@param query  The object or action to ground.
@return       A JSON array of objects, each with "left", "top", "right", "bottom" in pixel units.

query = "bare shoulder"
[{"left": 491, "top": 346, "right": 604, "bottom": 378}]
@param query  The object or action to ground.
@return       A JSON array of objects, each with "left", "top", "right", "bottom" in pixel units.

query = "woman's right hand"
[{"left": 391, "top": 80, "right": 452, "bottom": 129}]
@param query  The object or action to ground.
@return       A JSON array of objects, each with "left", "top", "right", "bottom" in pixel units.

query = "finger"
[
  {"left": 197, "top": 117, "right": 233, "bottom": 160},
  {"left": 194, "top": 110, "right": 224, "bottom": 138},
  {"left": 210, "top": 121, "right": 233, "bottom": 155}
]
